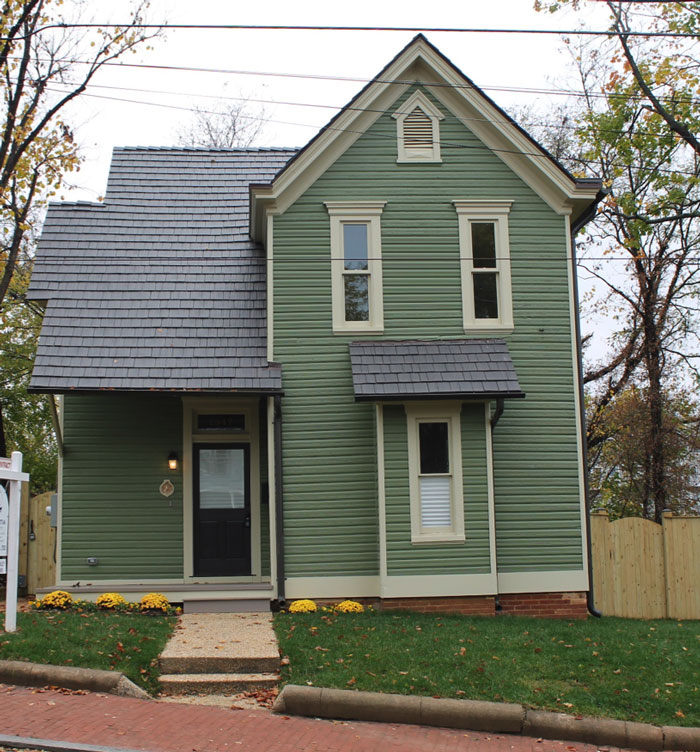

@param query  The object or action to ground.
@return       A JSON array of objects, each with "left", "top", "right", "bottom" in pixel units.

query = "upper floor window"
[
  {"left": 325, "top": 201, "right": 386, "bottom": 333},
  {"left": 453, "top": 200, "right": 514, "bottom": 333},
  {"left": 392, "top": 90, "right": 444, "bottom": 163}
]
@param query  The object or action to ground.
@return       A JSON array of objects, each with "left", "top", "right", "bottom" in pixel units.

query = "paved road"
[{"left": 0, "top": 684, "right": 633, "bottom": 752}]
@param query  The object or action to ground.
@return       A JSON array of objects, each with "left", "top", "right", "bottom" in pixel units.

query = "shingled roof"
[
  {"left": 349, "top": 339, "right": 524, "bottom": 401},
  {"left": 28, "top": 147, "right": 296, "bottom": 393}
]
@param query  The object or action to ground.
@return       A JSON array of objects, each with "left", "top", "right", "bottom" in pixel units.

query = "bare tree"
[{"left": 176, "top": 100, "right": 267, "bottom": 149}]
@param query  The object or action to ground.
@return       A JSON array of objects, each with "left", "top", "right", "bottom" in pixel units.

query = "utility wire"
[
  {"left": 15, "top": 22, "right": 700, "bottom": 38},
  {"left": 17, "top": 53, "right": 700, "bottom": 109},
  {"left": 47, "top": 78, "right": 700, "bottom": 144},
  {"left": 48, "top": 87, "right": 700, "bottom": 178}
]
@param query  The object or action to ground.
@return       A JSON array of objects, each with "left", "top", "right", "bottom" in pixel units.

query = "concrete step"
[
  {"left": 182, "top": 598, "right": 270, "bottom": 614},
  {"left": 159, "top": 672, "right": 278, "bottom": 695},
  {"left": 160, "top": 654, "right": 280, "bottom": 675}
]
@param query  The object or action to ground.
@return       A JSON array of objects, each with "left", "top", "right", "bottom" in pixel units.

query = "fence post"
[{"left": 661, "top": 510, "right": 673, "bottom": 619}]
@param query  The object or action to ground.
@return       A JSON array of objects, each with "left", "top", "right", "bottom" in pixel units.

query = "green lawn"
[
  {"left": 0, "top": 610, "right": 176, "bottom": 694},
  {"left": 274, "top": 610, "right": 700, "bottom": 727}
]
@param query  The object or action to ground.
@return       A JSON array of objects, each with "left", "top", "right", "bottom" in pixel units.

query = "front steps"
[{"left": 158, "top": 612, "right": 280, "bottom": 696}]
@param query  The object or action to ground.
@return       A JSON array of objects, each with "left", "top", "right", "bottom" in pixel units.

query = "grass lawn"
[
  {"left": 274, "top": 610, "right": 700, "bottom": 727},
  {"left": 0, "top": 610, "right": 176, "bottom": 694}
]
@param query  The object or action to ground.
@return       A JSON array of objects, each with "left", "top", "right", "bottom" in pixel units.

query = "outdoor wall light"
[{"left": 168, "top": 452, "right": 179, "bottom": 471}]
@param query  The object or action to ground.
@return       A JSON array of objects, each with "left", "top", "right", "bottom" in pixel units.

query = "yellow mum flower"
[
  {"left": 289, "top": 599, "right": 317, "bottom": 613},
  {"left": 139, "top": 592, "right": 171, "bottom": 612},
  {"left": 37, "top": 590, "right": 73, "bottom": 610},
  {"left": 96, "top": 592, "right": 127, "bottom": 609},
  {"left": 335, "top": 600, "right": 364, "bottom": 613}
]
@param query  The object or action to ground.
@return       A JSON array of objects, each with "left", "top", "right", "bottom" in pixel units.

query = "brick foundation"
[
  {"left": 379, "top": 592, "right": 588, "bottom": 618},
  {"left": 498, "top": 591, "right": 588, "bottom": 619},
  {"left": 381, "top": 595, "right": 495, "bottom": 615}
]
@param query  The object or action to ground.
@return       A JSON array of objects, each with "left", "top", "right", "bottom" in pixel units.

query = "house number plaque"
[{"left": 159, "top": 479, "right": 174, "bottom": 498}]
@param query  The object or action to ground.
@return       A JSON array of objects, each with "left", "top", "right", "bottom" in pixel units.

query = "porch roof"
[
  {"left": 27, "top": 147, "right": 297, "bottom": 393},
  {"left": 349, "top": 339, "right": 525, "bottom": 401}
]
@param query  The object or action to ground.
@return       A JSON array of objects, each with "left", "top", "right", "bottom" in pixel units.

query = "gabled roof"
[
  {"left": 28, "top": 147, "right": 296, "bottom": 393},
  {"left": 250, "top": 34, "right": 601, "bottom": 241},
  {"left": 349, "top": 340, "right": 524, "bottom": 401}
]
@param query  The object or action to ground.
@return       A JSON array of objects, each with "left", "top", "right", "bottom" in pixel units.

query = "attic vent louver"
[
  {"left": 404, "top": 108, "right": 433, "bottom": 148},
  {"left": 392, "top": 89, "right": 444, "bottom": 163}
]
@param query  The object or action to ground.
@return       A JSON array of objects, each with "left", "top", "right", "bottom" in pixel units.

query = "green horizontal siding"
[
  {"left": 384, "top": 404, "right": 491, "bottom": 575},
  {"left": 274, "top": 84, "right": 584, "bottom": 579},
  {"left": 61, "top": 393, "right": 183, "bottom": 580}
]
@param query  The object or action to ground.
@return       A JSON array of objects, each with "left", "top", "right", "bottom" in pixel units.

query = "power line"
[
  {"left": 48, "top": 87, "right": 700, "bottom": 178},
  {"left": 48, "top": 78, "right": 700, "bottom": 143},
  {"left": 20, "top": 54, "right": 700, "bottom": 108},
  {"left": 23, "top": 22, "right": 700, "bottom": 38}
]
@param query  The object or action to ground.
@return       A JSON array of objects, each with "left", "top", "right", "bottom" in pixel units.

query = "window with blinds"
[
  {"left": 406, "top": 404, "right": 465, "bottom": 544},
  {"left": 393, "top": 90, "right": 444, "bottom": 163},
  {"left": 418, "top": 421, "right": 452, "bottom": 529}
]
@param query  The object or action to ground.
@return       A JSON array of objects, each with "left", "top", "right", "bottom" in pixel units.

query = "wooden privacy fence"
[
  {"left": 590, "top": 510, "right": 700, "bottom": 619},
  {"left": 16, "top": 487, "right": 56, "bottom": 595}
]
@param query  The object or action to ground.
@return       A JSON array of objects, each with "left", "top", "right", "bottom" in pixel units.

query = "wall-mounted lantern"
[{"left": 168, "top": 452, "right": 179, "bottom": 471}]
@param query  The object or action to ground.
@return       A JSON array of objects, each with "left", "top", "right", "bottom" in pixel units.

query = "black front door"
[{"left": 193, "top": 443, "right": 251, "bottom": 576}]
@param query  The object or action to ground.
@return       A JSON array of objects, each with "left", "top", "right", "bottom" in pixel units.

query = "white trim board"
[
  {"left": 285, "top": 576, "right": 380, "bottom": 599},
  {"left": 497, "top": 570, "right": 588, "bottom": 594},
  {"left": 382, "top": 573, "right": 496, "bottom": 598}
]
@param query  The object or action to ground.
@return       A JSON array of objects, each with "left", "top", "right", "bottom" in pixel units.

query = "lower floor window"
[{"left": 407, "top": 404, "right": 465, "bottom": 543}]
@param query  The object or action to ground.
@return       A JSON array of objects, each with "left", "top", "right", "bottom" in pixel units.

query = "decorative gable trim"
[
  {"left": 392, "top": 90, "right": 444, "bottom": 163},
  {"left": 250, "top": 34, "right": 601, "bottom": 243}
]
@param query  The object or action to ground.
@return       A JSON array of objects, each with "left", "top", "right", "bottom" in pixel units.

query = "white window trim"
[
  {"left": 325, "top": 201, "right": 386, "bottom": 334},
  {"left": 406, "top": 402, "right": 465, "bottom": 544},
  {"left": 392, "top": 90, "right": 444, "bottom": 164},
  {"left": 454, "top": 200, "right": 514, "bottom": 334}
]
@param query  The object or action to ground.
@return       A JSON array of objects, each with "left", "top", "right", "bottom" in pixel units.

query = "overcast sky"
[{"left": 59, "top": 0, "right": 611, "bottom": 201}]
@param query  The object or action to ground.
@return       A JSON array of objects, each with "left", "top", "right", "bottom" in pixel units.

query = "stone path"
[{"left": 0, "top": 685, "right": 636, "bottom": 752}]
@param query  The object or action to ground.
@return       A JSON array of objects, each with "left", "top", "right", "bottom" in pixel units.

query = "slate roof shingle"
[
  {"left": 348, "top": 339, "right": 525, "bottom": 401},
  {"left": 28, "top": 147, "right": 297, "bottom": 392}
]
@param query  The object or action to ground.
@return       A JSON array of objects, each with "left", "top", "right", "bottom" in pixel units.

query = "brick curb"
[
  {"left": 0, "top": 660, "right": 150, "bottom": 700},
  {"left": 274, "top": 684, "right": 700, "bottom": 751},
  {"left": 0, "top": 733, "right": 142, "bottom": 752}
]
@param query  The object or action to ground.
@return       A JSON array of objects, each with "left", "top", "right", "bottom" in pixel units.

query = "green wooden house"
[{"left": 28, "top": 36, "right": 602, "bottom": 616}]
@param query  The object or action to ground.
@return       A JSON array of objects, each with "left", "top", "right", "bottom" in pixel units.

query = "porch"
[{"left": 52, "top": 392, "right": 282, "bottom": 611}]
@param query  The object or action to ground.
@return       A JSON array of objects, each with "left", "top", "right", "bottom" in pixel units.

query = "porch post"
[{"left": 273, "top": 395, "right": 285, "bottom": 603}]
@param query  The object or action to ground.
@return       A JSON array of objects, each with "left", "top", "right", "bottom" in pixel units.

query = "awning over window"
[{"left": 349, "top": 339, "right": 525, "bottom": 402}]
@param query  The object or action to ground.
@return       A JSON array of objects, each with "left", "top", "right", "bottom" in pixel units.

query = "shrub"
[
  {"left": 35, "top": 590, "right": 73, "bottom": 610},
  {"left": 334, "top": 600, "right": 364, "bottom": 613},
  {"left": 139, "top": 592, "right": 171, "bottom": 613},
  {"left": 289, "top": 599, "right": 317, "bottom": 613},
  {"left": 96, "top": 592, "right": 127, "bottom": 610}
]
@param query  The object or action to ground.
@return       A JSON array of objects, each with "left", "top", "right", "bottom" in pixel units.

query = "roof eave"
[{"left": 355, "top": 391, "right": 526, "bottom": 403}]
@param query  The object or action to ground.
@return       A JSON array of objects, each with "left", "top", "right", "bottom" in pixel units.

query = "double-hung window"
[
  {"left": 406, "top": 403, "right": 464, "bottom": 544},
  {"left": 454, "top": 200, "right": 513, "bottom": 333},
  {"left": 325, "top": 201, "right": 385, "bottom": 333}
]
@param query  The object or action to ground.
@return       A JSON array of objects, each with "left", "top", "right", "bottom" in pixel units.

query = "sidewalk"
[{"left": 0, "top": 684, "right": 634, "bottom": 752}]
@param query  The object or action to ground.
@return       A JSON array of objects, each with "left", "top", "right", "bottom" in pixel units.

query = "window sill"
[
  {"left": 463, "top": 325, "right": 514, "bottom": 336},
  {"left": 333, "top": 327, "right": 385, "bottom": 336},
  {"left": 411, "top": 533, "right": 466, "bottom": 545}
]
